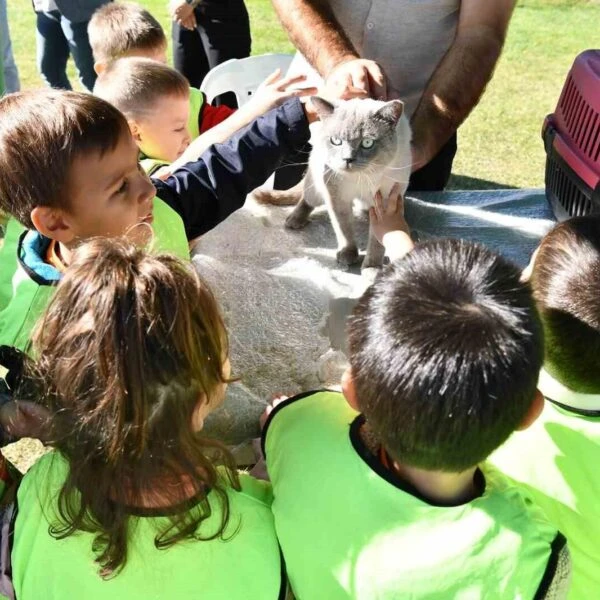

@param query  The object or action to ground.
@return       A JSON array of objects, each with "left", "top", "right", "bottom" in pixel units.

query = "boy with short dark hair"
[
  {"left": 492, "top": 216, "right": 600, "bottom": 600},
  {"left": 263, "top": 236, "right": 570, "bottom": 598},
  {"left": 0, "top": 89, "right": 315, "bottom": 350}
]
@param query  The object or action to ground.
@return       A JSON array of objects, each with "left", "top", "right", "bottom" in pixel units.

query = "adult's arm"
[
  {"left": 271, "top": 0, "right": 385, "bottom": 98},
  {"left": 410, "top": 0, "right": 516, "bottom": 171},
  {"left": 154, "top": 98, "right": 311, "bottom": 240}
]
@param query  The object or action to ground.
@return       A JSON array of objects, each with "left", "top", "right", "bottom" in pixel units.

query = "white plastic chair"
[{"left": 200, "top": 53, "right": 294, "bottom": 108}]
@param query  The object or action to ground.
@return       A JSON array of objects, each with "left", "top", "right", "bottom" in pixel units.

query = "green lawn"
[{"left": 5, "top": 0, "right": 600, "bottom": 189}]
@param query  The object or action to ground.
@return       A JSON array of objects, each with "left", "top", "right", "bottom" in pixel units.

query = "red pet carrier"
[{"left": 543, "top": 50, "right": 600, "bottom": 220}]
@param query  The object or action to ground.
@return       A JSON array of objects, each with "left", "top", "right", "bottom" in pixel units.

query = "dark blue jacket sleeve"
[{"left": 153, "top": 98, "right": 310, "bottom": 240}]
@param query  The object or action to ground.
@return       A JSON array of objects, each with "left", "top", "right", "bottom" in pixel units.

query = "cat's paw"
[
  {"left": 285, "top": 209, "right": 310, "bottom": 230},
  {"left": 336, "top": 245, "right": 360, "bottom": 267},
  {"left": 361, "top": 256, "right": 384, "bottom": 270}
]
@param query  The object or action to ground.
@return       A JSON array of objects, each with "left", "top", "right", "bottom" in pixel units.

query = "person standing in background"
[
  {"left": 0, "top": 0, "right": 21, "bottom": 93},
  {"left": 33, "top": 0, "right": 111, "bottom": 91},
  {"left": 271, "top": 0, "right": 515, "bottom": 192},
  {"left": 169, "top": 0, "right": 251, "bottom": 104}
]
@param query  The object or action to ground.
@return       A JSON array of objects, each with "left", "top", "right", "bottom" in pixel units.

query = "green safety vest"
[
  {"left": 188, "top": 87, "right": 204, "bottom": 139},
  {"left": 8, "top": 452, "right": 284, "bottom": 600},
  {"left": 0, "top": 217, "right": 24, "bottom": 311},
  {"left": 265, "top": 390, "right": 567, "bottom": 600},
  {"left": 492, "top": 368, "right": 600, "bottom": 600},
  {"left": 0, "top": 198, "right": 189, "bottom": 352}
]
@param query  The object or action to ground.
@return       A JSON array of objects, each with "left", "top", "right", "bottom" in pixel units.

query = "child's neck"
[
  {"left": 388, "top": 459, "right": 479, "bottom": 505},
  {"left": 57, "top": 241, "right": 73, "bottom": 267},
  {"left": 363, "top": 425, "right": 480, "bottom": 505}
]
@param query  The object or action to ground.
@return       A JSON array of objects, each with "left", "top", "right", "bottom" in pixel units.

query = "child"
[
  {"left": 0, "top": 89, "right": 316, "bottom": 351},
  {"left": 492, "top": 216, "right": 600, "bottom": 600},
  {"left": 88, "top": 1, "right": 234, "bottom": 139},
  {"left": 262, "top": 221, "right": 570, "bottom": 597},
  {"left": 93, "top": 57, "right": 315, "bottom": 175},
  {"left": 0, "top": 238, "right": 286, "bottom": 599}
]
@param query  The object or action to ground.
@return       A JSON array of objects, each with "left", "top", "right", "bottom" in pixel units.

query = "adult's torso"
[{"left": 289, "top": 0, "right": 460, "bottom": 118}]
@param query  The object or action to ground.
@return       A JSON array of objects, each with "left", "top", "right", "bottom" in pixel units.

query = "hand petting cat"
[
  {"left": 369, "top": 183, "right": 415, "bottom": 263},
  {"left": 324, "top": 58, "right": 387, "bottom": 101}
]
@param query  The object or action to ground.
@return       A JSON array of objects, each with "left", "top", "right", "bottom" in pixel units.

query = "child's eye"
[
  {"left": 330, "top": 136, "right": 342, "bottom": 146},
  {"left": 174, "top": 127, "right": 186, "bottom": 133},
  {"left": 361, "top": 138, "right": 375, "bottom": 149}
]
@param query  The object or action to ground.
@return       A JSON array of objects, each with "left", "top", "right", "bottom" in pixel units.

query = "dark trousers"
[
  {"left": 172, "top": 0, "right": 251, "bottom": 102},
  {"left": 35, "top": 10, "right": 97, "bottom": 92},
  {"left": 274, "top": 133, "right": 458, "bottom": 192}
]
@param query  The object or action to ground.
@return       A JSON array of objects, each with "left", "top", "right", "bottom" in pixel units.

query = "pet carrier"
[{"left": 543, "top": 50, "right": 600, "bottom": 220}]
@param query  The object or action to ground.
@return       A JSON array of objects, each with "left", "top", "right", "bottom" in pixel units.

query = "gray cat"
[{"left": 285, "top": 97, "right": 412, "bottom": 269}]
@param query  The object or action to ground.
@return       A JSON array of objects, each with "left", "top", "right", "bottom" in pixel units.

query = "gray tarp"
[{"left": 195, "top": 189, "right": 556, "bottom": 443}]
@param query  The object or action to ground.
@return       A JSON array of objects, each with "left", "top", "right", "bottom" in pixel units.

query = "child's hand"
[
  {"left": 369, "top": 183, "right": 414, "bottom": 261},
  {"left": 369, "top": 183, "right": 409, "bottom": 242},
  {"left": 250, "top": 70, "right": 318, "bottom": 115},
  {"left": 259, "top": 394, "right": 289, "bottom": 429}
]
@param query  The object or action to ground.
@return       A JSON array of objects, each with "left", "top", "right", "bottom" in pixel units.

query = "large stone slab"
[{"left": 194, "top": 189, "right": 556, "bottom": 444}]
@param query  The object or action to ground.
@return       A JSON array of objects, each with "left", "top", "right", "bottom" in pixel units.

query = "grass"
[{"left": 5, "top": 0, "right": 600, "bottom": 189}]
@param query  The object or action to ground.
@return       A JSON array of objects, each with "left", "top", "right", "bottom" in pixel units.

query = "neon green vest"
[
  {"left": 187, "top": 87, "right": 204, "bottom": 139},
  {"left": 0, "top": 217, "right": 23, "bottom": 311},
  {"left": 265, "top": 391, "right": 567, "bottom": 599},
  {"left": 492, "top": 368, "right": 600, "bottom": 600},
  {"left": 10, "top": 452, "right": 284, "bottom": 600},
  {"left": 0, "top": 198, "right": 189, "bottom": 352}
]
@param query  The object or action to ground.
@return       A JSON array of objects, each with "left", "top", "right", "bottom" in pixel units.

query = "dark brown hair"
[
  {"left": 88, "top": 2, "right": 167, "bottom": 65},
  {"left": 94, "top": 57, "right": 190, "bottom": 120},
  {"left": 0, "top": 90, "right": 129, "bottom": 229},
  {"left": 348, "top": 239, "right": 543, "bottom": 472},
  {"left": 531, "top": 216, "right": 600, "bottom": 392},
  {"left": 25, "top": 238, "right": 238, "bottom": 577}
]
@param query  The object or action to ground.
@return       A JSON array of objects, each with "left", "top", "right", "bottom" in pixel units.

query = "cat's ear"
[
  {"left": 375, "top": 100, "right": 404, "bottom": 126},
  {"left": 310, "top": 96, "right": 336, "bottom": 120}
]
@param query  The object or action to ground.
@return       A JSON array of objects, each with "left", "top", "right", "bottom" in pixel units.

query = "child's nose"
[{"left": 139, "top": 176, "right": 155, "bottom": 204}]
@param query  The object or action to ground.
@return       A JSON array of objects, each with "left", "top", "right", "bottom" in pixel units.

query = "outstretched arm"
[
  {"left": 154, "top": 98, "right": 314, "bottom": 240},
  {"left": 271, "top": 0, "right": 384, "bottom": 98},
  {"left": 410, "top": 0, "right": 516, "bottom": 170}
]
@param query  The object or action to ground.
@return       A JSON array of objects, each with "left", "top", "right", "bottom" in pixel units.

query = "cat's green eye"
[
  {"left": 330, "top": 136, "right": 342, "bottom": 146},
  {"left": 361, "top": 138, "right": 375, "bottom": 149}
]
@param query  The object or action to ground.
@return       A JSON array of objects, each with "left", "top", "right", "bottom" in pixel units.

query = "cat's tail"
[{"left": 252, "top": 181, "right": 303, "bottom": 206}]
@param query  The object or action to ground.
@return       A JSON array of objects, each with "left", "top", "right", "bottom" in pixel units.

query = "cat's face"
[{"left": 311, "top": 98, "right": 406, "bottom": 175}]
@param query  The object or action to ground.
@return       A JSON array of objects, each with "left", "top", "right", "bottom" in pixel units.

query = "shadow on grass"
[{"left": 447, "top": 175, "right": 518, "bottom": 191}]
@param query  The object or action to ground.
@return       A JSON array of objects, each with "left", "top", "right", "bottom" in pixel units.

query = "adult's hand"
[
  {"left": 324, "top": 58, "right": 387, "bottom": 100},
  {"left": 169, "top": 0, "right": 197, "bottom": 29}
]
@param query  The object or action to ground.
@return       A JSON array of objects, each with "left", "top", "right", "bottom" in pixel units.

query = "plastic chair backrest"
[{"left": 200, "top": 54, "right": 294, "bottom": 107}]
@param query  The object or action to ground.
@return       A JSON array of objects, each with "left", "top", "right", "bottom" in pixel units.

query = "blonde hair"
[
  {"left": 89, "top": 2, "right": 167, "bottom": 65},
  {"left": 94, "top": 57, "right": 190, "bottom": 121}
]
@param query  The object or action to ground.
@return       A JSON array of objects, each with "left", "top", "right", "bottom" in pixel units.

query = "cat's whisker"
[{"left": 272, "top": 161, "right": 310, "bottom": 172}]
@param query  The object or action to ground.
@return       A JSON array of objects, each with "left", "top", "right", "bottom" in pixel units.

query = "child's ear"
[
  {"left": 128, "top": 119, "right": 143, "bottom": 142},
  {"left": 94, "top": 61, "right": 106, "bottom": 75},
  {"left": 30, "top": 207, "right": 75, "bottom": 244},
  {"left": 517, "top": 389, "right": 544, "bottom": 431},
  {"left": 341, "top": 367, "right": 360, "bottom": 411}
]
